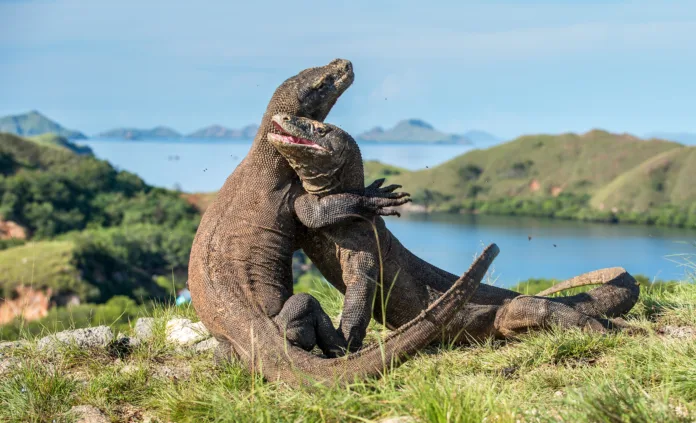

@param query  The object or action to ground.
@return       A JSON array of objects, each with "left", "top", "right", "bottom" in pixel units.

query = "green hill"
[
  {"left": 366, "top": 129, "right": 696, "bottom": 227},
  {"left": 0, "top": 132, "right": 199, "bottom": 305},
  {"left": 26, "top": 133, "right": 93, "bottom": 155},
  {"left": 0, "top": 111, "right": 86, "bottom": 140},
  {"left": 591, "top": 146, "right": 696, "bottom": 212}
]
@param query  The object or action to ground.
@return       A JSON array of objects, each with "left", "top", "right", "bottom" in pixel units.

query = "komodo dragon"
[
  {"left": 188, "top": 58, "right": 500, "bottom": 387},
  {"left": 271, "top": 114, "right": 640, "bottom": 347}
]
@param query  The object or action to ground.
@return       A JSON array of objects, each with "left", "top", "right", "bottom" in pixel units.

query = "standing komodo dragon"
[
  {"left": 271, "top": 114, "right": 640, "bottom": 347},
  {"left": 188, "top": 59, "right": 500, "bottom": 387}
]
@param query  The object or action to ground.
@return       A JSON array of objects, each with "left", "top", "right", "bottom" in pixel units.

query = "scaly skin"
[
  {"left": 188, "top": 59, "right": 500, "bottom": 387},
  {"left": 277, "top": 115, "right": 640, "bottom": 346}
]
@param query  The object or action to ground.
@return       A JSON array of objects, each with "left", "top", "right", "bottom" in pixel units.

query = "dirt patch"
[
  {"left": 0, "top": 286, "right": 52, "bottom": 324},
  {"left": 657, "top": 325, "right": 696, "bottom": 340},
  {"left": 0, "top": 219, "right": 27, "bottom": 240}
]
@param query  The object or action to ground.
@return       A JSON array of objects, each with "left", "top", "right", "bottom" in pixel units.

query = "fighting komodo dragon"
[
  {"left": 188, "top": 58, "right": 500, "bottom": 387},
  {"left": 270, "top": 114, "right": 640, "bottom": 347}
]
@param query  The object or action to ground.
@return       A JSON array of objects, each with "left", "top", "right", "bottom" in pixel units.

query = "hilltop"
[
  {"left": 357, "top": 119, "right": 472, "bottom": 144},
  {"left": 364, "top": 129, "right": 696, "bottom": 227},
  {"left": 0, "top": 111, "right": 87, "bottom": 140},
  {"left": 26, "top": 133, "right": 93, "bottom": 155},
  {"left": 96, "top": 126, "right": 182, "bottom": 140},
  {"left": 186, "top": 124, "right": 259, "bottom": 139}
]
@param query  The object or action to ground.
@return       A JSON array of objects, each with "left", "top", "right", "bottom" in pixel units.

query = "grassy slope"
[
  {"left": 0, "top": 241, "right": 81, "bottom": 299},
  {"left": 386, "top": 130, "right": 681, "bottom": 203},
  {"left": 1, "top": 278, "right": 694, "bottom": 422},
  {"left": 26, "top": 133, "right": 93, "bottom": 156},
  {"left": 591, "top": 146, "right": 696, "bottom": 212},
  {"left": 0, "top": 132, "right": 83, "bottom": 171}
]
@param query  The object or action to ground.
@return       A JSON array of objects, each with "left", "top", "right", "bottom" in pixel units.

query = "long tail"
[
  {"left": 220, "top": 244, "right": 499, "bottom": 387},
  {"left": 537, "top": 267, "right": 640, "bottom": 318}
]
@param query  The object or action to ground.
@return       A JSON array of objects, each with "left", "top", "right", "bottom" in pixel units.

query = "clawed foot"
[
  {"left": 363, "top": 178, "right": 411, "bottom": 217},
  {"left": 362, "top": 195, "right": 411, "bottom": 217},
  {"left": 365, "top": 178, "right": 410, "bottom": 199}
]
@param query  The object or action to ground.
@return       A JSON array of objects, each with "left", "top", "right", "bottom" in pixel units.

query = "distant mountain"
[
  {"left": 463, "top": 130, "right": 502, "bottom": 145},
  {"left": 96, "top": 126, "right": 182, "bottom": 140},
  {"left": 0, "top": 111, "right": 87, "bottom": 140},
  {"left": 646, "top": 132, "right": 696, "bottom": 145},
  {"left": 186, "top": 124, "right": 259, "bottom": 139},
  {"left": 357, "top": 119, "right": 471, "bottom": 144}
]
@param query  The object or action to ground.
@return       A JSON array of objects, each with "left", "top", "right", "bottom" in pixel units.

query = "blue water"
[
  {"left": 80, "top": 138, "right": 696, "bottom": 284},
  {"left": 388, "top": 213, "right": 695, "bottom": 285}
]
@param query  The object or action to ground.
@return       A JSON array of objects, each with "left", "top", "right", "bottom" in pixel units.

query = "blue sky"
[{"left": 1, "top": 0, "right": 694, "bottom": 139}]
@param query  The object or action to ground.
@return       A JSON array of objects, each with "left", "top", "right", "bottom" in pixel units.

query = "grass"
[
  {"left": 0, "top": 240, "right": 81, "bottom": 299},
  {"left": 1, "top": 276, "right": 695, "bottom": 422}
]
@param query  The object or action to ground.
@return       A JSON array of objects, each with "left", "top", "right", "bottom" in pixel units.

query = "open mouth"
[{"left": 270, "top": 121, "right": 323, "bottom": 149}]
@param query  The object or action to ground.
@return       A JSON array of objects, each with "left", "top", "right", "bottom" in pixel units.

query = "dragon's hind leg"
[{"left": 273, "top": 293, "right": 348, "bottom": 358}]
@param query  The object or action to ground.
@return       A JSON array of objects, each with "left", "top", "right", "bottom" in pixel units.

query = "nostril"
[{"left": 282, "top": 116, "right": 290, "bottom": 121}]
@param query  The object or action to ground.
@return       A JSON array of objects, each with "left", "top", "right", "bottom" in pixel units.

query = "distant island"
[
  {"left": 96, "top": 126, "right": 182, "bottom": 140},
  {"left": 186, "top": 124, "right": 259, "bottom": 140},
  {"left": 0, "top": 111, "right": 87, "bottom": 140},
  {"left": 0, "top": 110, "right": 504, "bottom": 144},
  {"left": 357, "top": 119, "right": 478, "bottom": 144}
]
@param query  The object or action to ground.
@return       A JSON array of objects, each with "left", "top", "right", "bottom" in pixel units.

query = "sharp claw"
[
  {"left": 377, "top": 209, "right": 400, "bottom": 217},
  {"left": 367, "top": 178, "right": 386, "bottom": 189},
  {"left": 379, "top": 184, "right": 402, "bottom": 193}
]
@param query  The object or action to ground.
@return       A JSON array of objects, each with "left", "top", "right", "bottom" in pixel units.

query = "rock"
[
  {"left": 166, "top": 318, "right": 210, "bottom": 346},
  {"left": 0, "top": 340, "right": 28, "bottom": 356},
  {"left": 153, "top": 363, "right": 192, "bottom": 381},
  {"left": 37, "top": 326, "right": 113, "bottom": 352},
  {"left": 193, "top": 337, "right": 219, "bottom": 352},
  {"left": 0, "top": 357, "right": 19, "bottom": 376},
  {"left": 658, "top": 325, "right": 696, "bottom": 339},
  {"left": 119, "top": 363, "right": 142, "bottom": 376},
  {"left": 68, "top": 405, "right": 109, "bottom": 423},
  {"left": 135, "top": 317, "right": 156, "bottom": 340}
]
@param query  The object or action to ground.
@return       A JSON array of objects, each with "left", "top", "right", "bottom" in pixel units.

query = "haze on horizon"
[{"left": 1, "top": 0, "right": 695, "bottom": 140}]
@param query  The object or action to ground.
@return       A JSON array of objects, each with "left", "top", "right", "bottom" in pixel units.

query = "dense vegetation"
[
  {"left": 364, "top": 129, "right": 696, "bottom": 229},
  {"left": 0, "top": 132, "right": 199, "bottom": 328}
]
